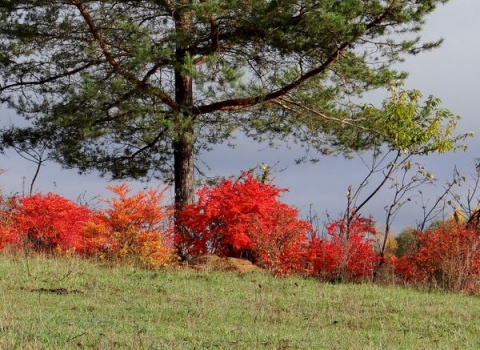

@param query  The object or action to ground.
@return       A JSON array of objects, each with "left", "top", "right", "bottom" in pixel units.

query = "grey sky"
[{"left": 1, "top": 0, "right": 479, "bottom": 233}]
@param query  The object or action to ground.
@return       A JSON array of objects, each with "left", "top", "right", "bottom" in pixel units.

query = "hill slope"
[{"left": 0, "top": 255, "right": 479, "bottom": 349}]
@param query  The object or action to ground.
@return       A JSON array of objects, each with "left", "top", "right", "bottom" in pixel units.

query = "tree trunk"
[
  {"left": 173, "top": 128, "right": 195, "bottom": 210},
  {"left": 172, "top": 124, "right": 195, "bottom": 259},
  {"left": 173, "top": 2, "right": 195, "bottom": 211}
]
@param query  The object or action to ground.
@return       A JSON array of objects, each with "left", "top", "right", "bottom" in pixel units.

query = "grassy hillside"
[{"left": 0, "top": 254, "right": 479, "bottom": 349}]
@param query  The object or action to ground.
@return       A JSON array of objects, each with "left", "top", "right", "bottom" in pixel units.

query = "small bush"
[
  {"left": 390, "top": 222, "right": 480, "bottom": 292},
  {"left": 0, "top": 193, "right": 94, "bottom": 255},
  {"left": 248, "top": 201, "right": 310, "bottom": 274},
  {"left": 83, "top": 184, "right": 177, "bottom": 269},
  {"left": 177, "top": 173, "right": 310, "bottom": 274},
  {"left": 0, "top": 193, "right": 19, "bottom": 251},
  {"left": 305, "top": 213, "right": 380, "bottom": 282}
]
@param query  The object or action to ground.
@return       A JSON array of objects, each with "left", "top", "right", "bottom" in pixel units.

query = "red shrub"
[
  {"left": 248, "top": 202, "right": 310, "bottom": 274},
  {"left": 305, "top": 213, "right": 380, "bottom": 281},
  {"left": 0, "top": 194, "right": 20, "bottom": 250},
  {"left": 390, "top": 223, "right": 480, "bottom": 292},
  {"left": 177, "top": 173, "right": 310, "bottom": 274},
  {"left": 0, "top": 193, "right": 94, "bottom": 255}
]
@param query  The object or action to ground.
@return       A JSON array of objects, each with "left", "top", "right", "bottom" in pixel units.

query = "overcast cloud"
[{"left": 1, "top": 0, "right": 479, "bottom": 233}]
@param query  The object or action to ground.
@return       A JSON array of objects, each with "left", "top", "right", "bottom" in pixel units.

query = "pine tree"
[{"left": 0, "top": 0, "right": 454, "bottom": 212}]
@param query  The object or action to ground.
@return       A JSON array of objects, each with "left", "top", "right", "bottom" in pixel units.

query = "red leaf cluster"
[
  {"left": 0, "top": 194, "right": 21, "bottom": 250},
  {"left": 0, "top": 184, "right": 177, "bottom": 269},
  {"left": 305, "top": 213, "right": 380, "bottom": 281},
  {"left": 390, "top": 223, "right": 480, "bottom": 292},
  {"left": 2, "top": 170, "right": 478, "bottom": 292},
  {"left": 177, "top": 173, "right": 311, "bottom": 274},
  {"left": 0, "top": 193, "right": 94, "bottom": 255}
]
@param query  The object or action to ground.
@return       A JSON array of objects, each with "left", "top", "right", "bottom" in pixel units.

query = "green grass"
[{"left": 0, "top": 254, "right": 479, "bottom": 349}]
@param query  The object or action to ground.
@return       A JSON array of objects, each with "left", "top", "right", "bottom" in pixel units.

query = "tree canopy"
[{"left": 0, "top": 0, "right": 457, "bottom": 208}]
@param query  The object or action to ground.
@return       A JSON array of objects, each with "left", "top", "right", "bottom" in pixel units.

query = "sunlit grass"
[{"left": 0, "top": 254, "right": 479, "bottom": 349}]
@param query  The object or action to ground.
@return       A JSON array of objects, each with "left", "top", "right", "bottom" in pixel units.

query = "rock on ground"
[{"left": 187, "top": 254, "right": 260, "bottom": 273}]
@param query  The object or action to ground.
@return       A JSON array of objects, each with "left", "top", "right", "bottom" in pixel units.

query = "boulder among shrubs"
[{"left": 187, "top": 254, "right": 260, "bottom": 273}]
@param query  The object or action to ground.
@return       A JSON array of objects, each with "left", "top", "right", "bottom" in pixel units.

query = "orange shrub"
[{"left": 83, "top": 184, "right": 177, "bottom": 269}]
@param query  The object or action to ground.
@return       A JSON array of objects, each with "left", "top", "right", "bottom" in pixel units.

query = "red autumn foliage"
[
  {"left": 83, "top": 184, "right": 177, "bottom": 268},
  {"left": 305, "top": 213, "right": 380, "bottom": 281},
  {"left": 177, "top": 173, "right": 311, "bottom": 274},
  {"left": 0, "top": 193, "right": 94, "bottom": 255},
  {"left": 248, "top": 202, "right": 311, "bottom": 274},
  {"left": 389, "top": 223, "right": 480, "bottom": 292},
  {"left": 0, "top": 164, "right": 477, "bottom": 293},
  {"left": 0, "top": 194, "right": 19, "bottom": 251}
]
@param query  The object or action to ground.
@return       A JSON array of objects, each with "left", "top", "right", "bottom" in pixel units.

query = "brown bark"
[
  {"left": 173, "top": 127, "right": 195, "bottom": 210},
  {"left": 173, "top": 2, "right": 196, "bottom": 210}
]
